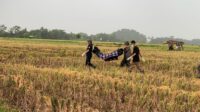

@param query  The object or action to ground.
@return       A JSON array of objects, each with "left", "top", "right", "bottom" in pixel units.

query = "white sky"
[{"left": 0, "top": 0, "right": 200, "bottom": 39}]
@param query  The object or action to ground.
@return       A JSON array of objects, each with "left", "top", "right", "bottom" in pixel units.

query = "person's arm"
[
  {"left": 139, "top": 51, "right": 142, "bottom": 57},
  {"left": 127, "top": 48, "right": 136, "bottom": 60},
  {"left": 127, "top": 53, "right": 136, "bottom": 60},
  {"left": 137, "top": 47, "right": 142, "bottom": 57},
  {"left": 81, "top": 50, "right": 89, "bottom": 56}
]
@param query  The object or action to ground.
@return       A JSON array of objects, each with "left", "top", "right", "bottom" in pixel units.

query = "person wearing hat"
[
  {"left": 83, "top": 40, "right": 96, "bottom": 68},
  {"left": 120, "top": 41, "right": 131, "bottom": 67}
]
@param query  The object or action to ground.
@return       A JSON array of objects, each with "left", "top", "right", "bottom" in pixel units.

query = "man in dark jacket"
[{"left": 120, "top": 41, "right": 131, "bottom": 67}]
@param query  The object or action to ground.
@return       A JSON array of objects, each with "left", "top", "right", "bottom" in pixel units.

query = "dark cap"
[
  {"left": 87, "top": 39, "right": 92, "bottom": 42},
  {"left": 131, "top": 40, "right": 136, "bottom": 44},
  {"left": 87, "top": 40, "right": 92, "bottom": 44}
]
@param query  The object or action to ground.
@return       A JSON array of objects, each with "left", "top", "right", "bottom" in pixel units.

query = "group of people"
[
  {"left": 83, "top": 40, "right": 200, "bottom": 77},
  {"left": 83, "top": 40, "right": 144, "bottom": 73},
  {"left": 120, "top": 40, "right": 144, "bottom": 73}
]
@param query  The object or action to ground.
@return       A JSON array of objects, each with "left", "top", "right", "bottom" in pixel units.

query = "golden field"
[{"left": 0, "top": 38, "right": 200, "bottom": 112}]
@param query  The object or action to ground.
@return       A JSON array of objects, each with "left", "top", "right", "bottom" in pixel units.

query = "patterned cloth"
[
  {"left": 93, "top": 46, "right": 123, "bottom": 61},
  {"left": 97, "top": 51, "right": 119, "bottom": 60}
]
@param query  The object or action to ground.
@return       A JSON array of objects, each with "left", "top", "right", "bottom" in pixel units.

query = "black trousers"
[
  {"left": 120, "top": 59, "right": 130, "bottom": 67},
  {"left": 132, "top": 62, "right": 144, "bottom": 73},
  {"left": 85, "top": 55, "right": 95, "bottom": 68}
]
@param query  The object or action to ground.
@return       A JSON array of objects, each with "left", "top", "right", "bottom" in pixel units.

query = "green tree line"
[{"left": 0, "top": 25, "right": 147, "bottom": 43}]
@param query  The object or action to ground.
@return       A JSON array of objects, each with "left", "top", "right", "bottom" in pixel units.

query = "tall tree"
[
  {"left": 9, "top": 26, "right": 21, "bottom": 36},
  {"left": 0, "top": 25, "right": 7, "bottom": 36},
  {"left": 0, "top": 25, "right": 7, "bottom": 32}
]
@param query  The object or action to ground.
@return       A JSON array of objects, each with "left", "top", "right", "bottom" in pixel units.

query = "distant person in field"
[
  {"left": 84, "top": 40, "right": 96, "bottom": 68},
  {"left": 130, "top": 40, "right": 144, "bottom": 73},
  {"left": 120, "top": 41, "right": 131, "bottom": 67}
]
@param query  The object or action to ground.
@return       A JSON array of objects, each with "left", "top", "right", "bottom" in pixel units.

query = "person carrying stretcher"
[
  {"left": 120, "top": 41, "right": 131, "bottom": 67},
  {"left": 82, "top": 40, "right": 96, "bottom": 68},
  {"left": 128, "top": 40, "right": 144, "bottom": 73}
]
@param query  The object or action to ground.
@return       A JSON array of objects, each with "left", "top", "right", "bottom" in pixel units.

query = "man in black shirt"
[
  {"left": 85, "top": 40, "right": 96, "bottom": 68},
  {"left": 130, "top": 40, "right": 144, "bottom": 73}
]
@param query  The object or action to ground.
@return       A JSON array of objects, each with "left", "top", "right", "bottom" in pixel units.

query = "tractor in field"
[{"left": 164, "top": 40, "right": 184, "bottom": 51}]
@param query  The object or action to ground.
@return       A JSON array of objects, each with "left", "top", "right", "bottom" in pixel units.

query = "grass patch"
[{"left": 0, "top": 100, "right": 18, "bottom": 112}]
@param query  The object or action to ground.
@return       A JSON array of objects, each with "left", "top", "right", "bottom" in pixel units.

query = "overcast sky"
[{"left": 0, "top": 0, "right": 200, "bottom": 39}]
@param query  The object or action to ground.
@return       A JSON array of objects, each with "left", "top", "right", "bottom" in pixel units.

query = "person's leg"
[
  {"left": 87, "top": 56, "right": 96, "bottom": 68},
  {"left": 86, "top": 56, "right": 90, "bottom": 66},
  {"left": 125, "top": 60, "right": 131, "bottom": 68},
  {"left": 126, "top": 60, "right": 130, "bottom": 67},
  {"left": 134, "top": 62, "right": 144, "bottom": 73},
  {"left": 86, "top": 55, "right": 92, "bottom": 66},
  {"left": 125, "top": 60, "right": 132, "bottom": 72},
  {"left": 89, "top": 62, "right": 96, "bottom": 68},
  {"left": 120, "top": 59, "right": 126, "bottom": 67}
]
